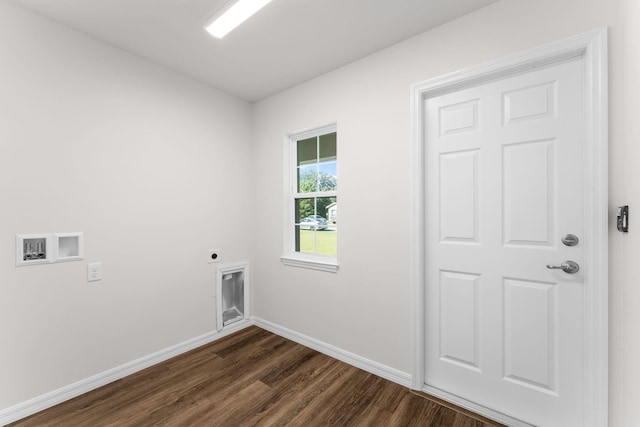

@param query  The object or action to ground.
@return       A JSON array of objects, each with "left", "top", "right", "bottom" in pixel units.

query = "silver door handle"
[{"left": 546, "top": 260, "right": 580, "bottom": 274}]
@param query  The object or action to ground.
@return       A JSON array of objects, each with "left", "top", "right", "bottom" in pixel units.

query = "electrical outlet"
[
  {"left": 88, "top": 262, "right": 102, "bottom": 282},
  {"left": 208, "top": 249, "right": 220, "bottom": 263}
]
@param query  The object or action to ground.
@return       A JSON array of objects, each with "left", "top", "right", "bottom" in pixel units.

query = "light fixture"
[{"left": 205, "top": 0, "right": 273, "bottom": 39}]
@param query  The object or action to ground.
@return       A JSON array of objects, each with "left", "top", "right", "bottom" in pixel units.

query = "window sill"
[{"left": 280, "top": 254, "right": 339, "bottom": 273}]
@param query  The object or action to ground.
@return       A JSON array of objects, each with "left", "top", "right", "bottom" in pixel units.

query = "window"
[{"left": 281, "top": 125, "right": 338, "bottom": 272}]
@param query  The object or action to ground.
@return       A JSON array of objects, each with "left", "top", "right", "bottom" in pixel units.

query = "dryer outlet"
[{"left": 208, "top": 249, "right": 221, "bottom": 263}]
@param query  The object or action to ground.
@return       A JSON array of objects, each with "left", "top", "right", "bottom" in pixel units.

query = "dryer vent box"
[{"left": 216, "top": 262, "right": 249, "bottom": 330}]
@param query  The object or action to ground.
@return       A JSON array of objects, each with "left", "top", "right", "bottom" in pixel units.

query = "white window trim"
[{"left": 281, "top": 123, "right": 338, "bottom": 273}]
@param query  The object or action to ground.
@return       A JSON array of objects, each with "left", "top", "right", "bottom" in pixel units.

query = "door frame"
[{"left": 410, "top": 28, "right": 608, "bottom": 426}]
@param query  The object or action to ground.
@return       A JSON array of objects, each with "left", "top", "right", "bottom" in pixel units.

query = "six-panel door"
[{"left": 424, "top": 58, "right": 585, "bottom": 427}]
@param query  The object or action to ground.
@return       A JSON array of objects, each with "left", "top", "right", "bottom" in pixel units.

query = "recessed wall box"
[
  {"left": 216, "top": 261, "right": 249, "bottom": 330},
  {"left": 55, "top": 232, "right": 84, "bottom": 262},
  {"left": 16, "top": 234, "right": 52, "bottom": 266},
  {"left": 16, "top": 232, "right": 84, "bottom": 266}
]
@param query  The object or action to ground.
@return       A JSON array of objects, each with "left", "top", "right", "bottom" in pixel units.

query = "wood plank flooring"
[{"left": 10, "top": 326, "right": 504, "bottom": 426}]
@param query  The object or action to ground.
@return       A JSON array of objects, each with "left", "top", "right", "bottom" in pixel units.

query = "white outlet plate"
[
  {"left": 88, "top": 262, "right": 102, "bottom": 282},
  {"left": 208, "top": 249, "right": 221, "bottom": 263}
]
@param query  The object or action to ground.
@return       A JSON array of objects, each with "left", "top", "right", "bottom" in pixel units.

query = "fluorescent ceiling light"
[{"left": 205, "top": 0, "right": 273, "bottom": 39}]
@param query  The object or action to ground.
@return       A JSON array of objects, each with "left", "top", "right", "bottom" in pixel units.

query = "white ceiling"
[{"left": 9, "top": 0, "right": 497, "bottom": 102}]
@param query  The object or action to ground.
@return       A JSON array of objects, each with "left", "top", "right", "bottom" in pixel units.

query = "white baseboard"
[
  {"left": 0, "top": 320, "right": 253, "bottom": 426},
  {"left": 252, "top": 317, "right": 412, "bottom": 388}
]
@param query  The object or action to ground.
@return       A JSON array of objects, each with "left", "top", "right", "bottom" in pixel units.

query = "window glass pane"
[
  {"left": 294, "top": 225, "right": 302, "bottom": 252},
  {"left": 318, "top": 161, "right": 337, "bottom": 190},
  {"left": 315, "top": 228, "right": 336, "bottom": 256},
  {"left": 297, "top": 227, "right": 316, "bottom": 254},
  {"left": 297, "top": 137, "right": 317, "bottom": 166},
  {"left": 316, "top": 196, "right": 336, "bottom": 256},
  {"left": 296, "top": 197, "right": 317, "bottom": 255},
  {"left": 297, "top": 136, "right": 318, "bottom": 193},
  {"left": 298, "top": 166, "right": 318, "bottom": 193},
  {"left": 319, "top": 132, "right": 336, "bottom": 162},
  {"left": 319, "top": 133, "right": 337, "bottom": 190},
  {"left": 295, "top": 197, "right": 314, "bottom": 222},
  {"left": 316, "top": 196, "right": 336, "bottom": 222},
  {"left": 326, "top": 200, "right": 337, "bottom": 224}
]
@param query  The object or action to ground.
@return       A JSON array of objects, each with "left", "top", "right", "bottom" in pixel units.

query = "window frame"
[{"left": 281, "top": 123, "right": 338, "bottom": 273}]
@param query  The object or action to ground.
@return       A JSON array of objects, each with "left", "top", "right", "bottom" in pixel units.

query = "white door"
[{"left": 424, "top": 58, "right": 585, "bottom": 426}]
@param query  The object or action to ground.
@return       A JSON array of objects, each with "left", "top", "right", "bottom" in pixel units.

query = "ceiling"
[{"left": 9, "top": 0, "right": 498, "bottom": 102}]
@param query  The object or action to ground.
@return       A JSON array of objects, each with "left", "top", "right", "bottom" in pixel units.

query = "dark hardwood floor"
[{"left": 11, "top": 326, "right": 504, "bottom": 426}]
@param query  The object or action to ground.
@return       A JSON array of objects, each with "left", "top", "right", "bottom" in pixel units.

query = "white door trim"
[{"left": 410, "top": 28, "right": 608, "bottom": 426}]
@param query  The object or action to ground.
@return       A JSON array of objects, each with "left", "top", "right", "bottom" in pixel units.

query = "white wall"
[
  {"left": 613, "top": 0, "right": 640, "bottom": 425},
  {"left": 0, "top": 1, "right": 253, "bottom": 409},
  {"left": 251, "top": 0, "right": 640, "bottom": 425}
]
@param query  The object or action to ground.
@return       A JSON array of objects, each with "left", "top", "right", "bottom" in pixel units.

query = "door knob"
[{"left": 546, "top": 260, "right": 580, "bottom": 274}]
